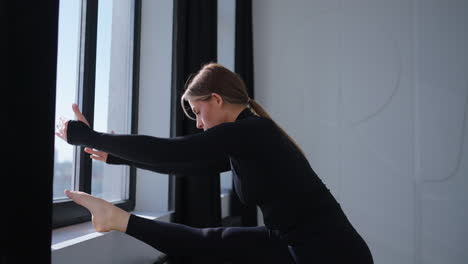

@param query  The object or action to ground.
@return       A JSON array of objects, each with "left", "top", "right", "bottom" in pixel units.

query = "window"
[
  {"left": 53, "top": 0, "right": 139, "bottom": 228},
  {"left": 53, "top": 0, "right": 81, "bottom": 201},
  {"left": 218, "top": 0, "right": 236, "bottom": 196}
]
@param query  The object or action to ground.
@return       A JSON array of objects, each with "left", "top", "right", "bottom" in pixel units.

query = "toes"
[
  {"left": 64, "top": 189, "right": 73, "bottom": 199},
  {"left": 64, "top": 189, "right": 86, "bottom": 206},
  {"left": 64, "top": 189, "right": 78, "bottom": 202}
]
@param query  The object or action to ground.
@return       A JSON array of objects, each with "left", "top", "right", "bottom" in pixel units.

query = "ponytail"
[{"left": 248, "top": 98, "right": 306, "bottom": 157}]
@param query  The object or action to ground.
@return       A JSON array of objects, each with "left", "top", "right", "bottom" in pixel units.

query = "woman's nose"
[{"left": 196, "top": 119, "right": 203, "bottom": 129}]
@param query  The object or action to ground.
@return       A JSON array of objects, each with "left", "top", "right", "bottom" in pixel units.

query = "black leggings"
[{"left": 126, "top": 214, "right": 373, "bottom": 263}]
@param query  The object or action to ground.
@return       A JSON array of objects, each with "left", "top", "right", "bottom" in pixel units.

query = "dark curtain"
[
  {"left": 230, "top": 0, "right": 258, "bottom": 227},
  {"left": 170, "top": 0, "right": 220, "bottom": 263},
  {"left": 3, "top": 1, "right": 59, "bottom": 263}
]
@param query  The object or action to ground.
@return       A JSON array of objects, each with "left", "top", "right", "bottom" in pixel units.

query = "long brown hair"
[{"left": 181, "top": 62, "right": 305, "bottom": 156}]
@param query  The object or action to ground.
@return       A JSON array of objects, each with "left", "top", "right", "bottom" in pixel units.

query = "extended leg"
[{"left": 126, "top": 214, "right": 295, "bottom": 263}]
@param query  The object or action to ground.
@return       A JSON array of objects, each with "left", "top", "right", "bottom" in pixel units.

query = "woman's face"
[{"left": 188, "top": 94, "right": 225, "bottom": 131}]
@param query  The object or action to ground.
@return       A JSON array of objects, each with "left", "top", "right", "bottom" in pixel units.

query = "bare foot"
[{"left": 64, "top": 190, "right": 130, "bottom": 233}]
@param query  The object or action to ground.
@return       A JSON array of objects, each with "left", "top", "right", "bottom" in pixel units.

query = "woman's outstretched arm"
[
  {"left": 64, "top": 119, "right": 250, "bottom": 175},
  {"left": 56, "top": 103, "right": 257, "bottom": 175},
  {"left": 105, "top": 152, "right": 231, "bottom": 175},
  {"left": 82, "top": 147, "right": 230, "bottom": 175}
]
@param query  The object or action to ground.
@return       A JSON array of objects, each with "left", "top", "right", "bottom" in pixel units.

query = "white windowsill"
[{"left": 51, "top": 210, "right": 174, "bottom": 251}]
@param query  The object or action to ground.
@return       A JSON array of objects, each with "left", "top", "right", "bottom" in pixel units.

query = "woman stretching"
[{"left": 56, "top": 63, "right": 373, "bottom": 263}]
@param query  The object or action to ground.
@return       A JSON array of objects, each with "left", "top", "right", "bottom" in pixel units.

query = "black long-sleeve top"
[{"left": 66, "top": 108, "right": 341, "bottom": 236}]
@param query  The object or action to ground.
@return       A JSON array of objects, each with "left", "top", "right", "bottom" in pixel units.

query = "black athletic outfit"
[{"left": 67, "top": 107, "right": 373, "bottom": 263}]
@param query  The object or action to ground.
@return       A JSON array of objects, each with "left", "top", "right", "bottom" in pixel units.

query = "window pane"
[
  {"left": 91, "top": 0, "right": 134, "bottom": 202},
  {"left": 218, "top": 0, "right": 236, "bottom": 194},
  {"left": 53, "top": 0, "right": 82, "bottom": 200}
]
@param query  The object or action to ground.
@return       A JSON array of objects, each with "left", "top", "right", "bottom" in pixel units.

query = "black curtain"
[
  {"left": 3, "top": 1, "right": 59, "bottom": 263},
  {"left": 169, "top": 0, "right": 256, "bottom": 262},
  {"left": 170, "top": 0, "right": 220, "bottom": 263},
  {"left": 230, "top": 0, "right": 258, "bottom": 227}
]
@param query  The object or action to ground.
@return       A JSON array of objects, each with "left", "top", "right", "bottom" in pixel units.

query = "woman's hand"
[
  {"left": 85, "top": 148, "right": 109, "bottom": 162},
  {"left": 84, "top": 131, "right": 114, "bottom": 162},
  {"left": 55, "top": 103, "right": 91, "bottom": 142},
  {"left": 64, "top": 189, "right": 130, "bottom": 233}
]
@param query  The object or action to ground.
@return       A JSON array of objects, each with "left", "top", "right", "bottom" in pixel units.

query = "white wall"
[{"left": 252, "top": 0, "right": 468, "bottom": 263}]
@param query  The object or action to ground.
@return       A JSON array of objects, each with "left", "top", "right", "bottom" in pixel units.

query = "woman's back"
[{"left": 228, "top": 108, "right": 342, "bottom": 235}]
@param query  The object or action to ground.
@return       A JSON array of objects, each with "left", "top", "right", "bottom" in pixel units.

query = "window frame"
[{"left": 52, "top": 0, "right": 141, "bottom": 229}]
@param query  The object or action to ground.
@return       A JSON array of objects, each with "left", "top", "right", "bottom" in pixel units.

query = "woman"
[{"left": 56, "top": 63, "right": 373, "bottom": 263}]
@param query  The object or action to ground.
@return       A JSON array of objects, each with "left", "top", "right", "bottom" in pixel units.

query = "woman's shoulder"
[
  {"left": 205, "top": 115, "right": 275, "bottom": 134},
  {"left": 235, "top": 114, "right": 276, "bottom": 128}
]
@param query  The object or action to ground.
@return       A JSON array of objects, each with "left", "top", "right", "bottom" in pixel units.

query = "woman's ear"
[{"left": 211, "top": 93, "right": 224, "bottom": 106}]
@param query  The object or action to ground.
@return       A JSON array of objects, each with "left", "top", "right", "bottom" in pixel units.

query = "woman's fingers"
[
  {"left": 90, "top": 155, "right": 106, "bottom": 161},
  {"left": 72, "top": 103, "right": 90, "bottom": 127},
  {"left": 55, "top": 132, "right": 65, "bottom": 141},
  {"left": 55, "top": 118, "right": 69, "bottom": 141},
  {"left": 84, "top": 147, "right": 102, "bottom": 155},
  {"left": 54, "top": 104, "right": 90, "bottom": 142},
  {"left": 84, "top": 148, "right": 107, "bottom": 161}
]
